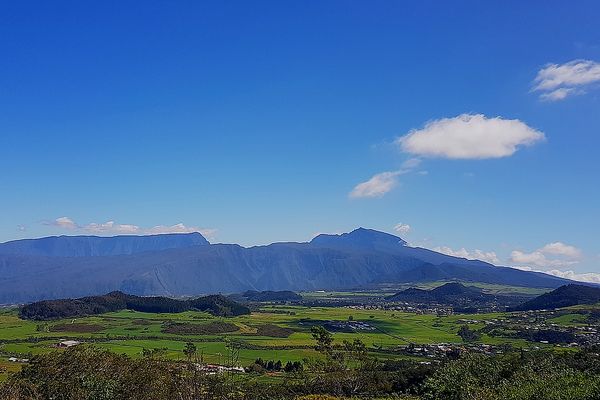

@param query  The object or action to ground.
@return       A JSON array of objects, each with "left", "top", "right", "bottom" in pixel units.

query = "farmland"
[
  {"left": 4, "top": 287, "right": 596, "bottom": 383},
  {"left": 2, "top": 287, "right": 600, "bottom": 400}
]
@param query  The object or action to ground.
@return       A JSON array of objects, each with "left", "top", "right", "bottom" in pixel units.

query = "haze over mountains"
[{"left": 0, "top": 228, "right": 571, "bottom": 304}]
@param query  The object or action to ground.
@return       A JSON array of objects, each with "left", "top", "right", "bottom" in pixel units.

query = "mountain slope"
[
  {"left": 0, "top": 232, "right": 209, "bottom": 257},
  {"left": 513, "top": 284, "right": 600, "bottom": 311},
  {"left": 0, "top": 229, "right": 572, "bottom": 304}
]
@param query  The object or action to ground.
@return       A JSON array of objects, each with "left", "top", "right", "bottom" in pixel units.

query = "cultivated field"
[{"left": 4, "top": 292, "right": 579, "bottom": 382}]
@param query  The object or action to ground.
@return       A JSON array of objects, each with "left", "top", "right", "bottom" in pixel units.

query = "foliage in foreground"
[
  {"left": 424, "top": 351, "right": 600, "bottom": 400},
  {"left": 1, "top": 333, "right": 600, "bottom": 399}
]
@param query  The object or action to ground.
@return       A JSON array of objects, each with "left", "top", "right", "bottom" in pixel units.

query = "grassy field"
[
  {"left": 1, "top": 302, "right": 560, "bottom": 381},
  {"left": 2, "top": 281, "right": 595, "bottom": 383},
  {"left": 299, "top": 281, "right": 552, "bottom": 301}
]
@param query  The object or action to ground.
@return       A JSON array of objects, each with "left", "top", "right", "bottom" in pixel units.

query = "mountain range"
[{"left": 0, "top": 228, "right": 571, "bottom": 304}]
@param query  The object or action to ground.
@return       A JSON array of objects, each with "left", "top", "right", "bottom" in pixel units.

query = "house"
[
  {"left": 8, "top": 357, "right": 29, "bottom": 363},
  {"left": 57, "top": 340, "right": 81, "bottom": 348},
  {"left": 196, "top": 364, "right": 245, "bottom": 374}
]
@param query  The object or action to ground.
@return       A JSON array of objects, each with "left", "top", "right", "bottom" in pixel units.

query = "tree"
[
  {"left": 183, "top": 342, "right": 197, "bottom": 362},
  {"left": 457, "top": 325, "right": 481, "bottom": 342},
  {"left": 311, "top": 326, "right": 333, "bottom": 355}
]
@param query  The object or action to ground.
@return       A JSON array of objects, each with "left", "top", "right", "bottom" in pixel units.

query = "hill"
[
  {"left": 19, "top": 291, "right": 250, "bottom": 320},
  {"left": 387, "top": 282, "right": 494, "bottom": 305},
  {"left": 512, "top": 284, "right": 600, "bottom": 311},
  {"left": 0, "top": 228, "right": 571, "bottom": 303},
  {"left": 0, "top": 232, "right": 209, "bottom": 257}
]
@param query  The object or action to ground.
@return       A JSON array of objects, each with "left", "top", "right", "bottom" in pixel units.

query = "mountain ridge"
[
  {"left": 0, "top": 232, "right": 209, "bottom": 257},
  {"left": 0, "top": 228, "right": 574, "bottom": 304}
]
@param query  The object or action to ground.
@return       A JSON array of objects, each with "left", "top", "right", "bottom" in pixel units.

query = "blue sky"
[{"left": 1, "top": 1, "right": 599, "bottom": 280}]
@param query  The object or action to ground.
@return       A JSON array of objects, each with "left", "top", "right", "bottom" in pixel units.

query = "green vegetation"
[
  {"left": 162, "top": 321, "right": 239, "bottom": 335},
  {"left": 2, "top": 301, "right": 588, "bottom": 368},
  {"left": 19, "top": 291, "right": 250, "bottom": 320},
  {"left": 2, "top": 336, "right": 600, "bottom": 399},
  {"left": 2, "top": 287, "right": 600, "bottom": 398}
]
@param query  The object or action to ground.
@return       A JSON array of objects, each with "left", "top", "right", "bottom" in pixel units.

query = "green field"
[
  {"left": 299, "top": 281, "right": 552, "bottom": 300},
  {"left": 2, "top": 297, "right": 571, "bottom": 382},
  {"left": 3, "top": 281, "right": 597, "bottom": 384}
]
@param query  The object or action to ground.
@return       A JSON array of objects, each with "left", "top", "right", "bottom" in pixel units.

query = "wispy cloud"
[
  {"left": 45, "top": 216, "right": 78, "bottom": 229},
  {"left": 513, "top": 265, "right": 600, "bottom": 284},
  {"left": 349, "top": 158, "right": 421, "bottom": 199},
  {"left": 533, "top": 59, "right": 600, "bottom": 101},
  {"left": 393, "top": 222, "right": 411, "bottom": 235},
  {"left": 433, "top": 245, "right": 500, "bottom": 264},
  {"left": 350, "top": 170, "right": 404, "bottom": 198},
  {"left": 42, "top": 217, "right": 216, "bottom": 239},
  {"left": 397, "top": 114, "right": 545, "bottom": 159}
]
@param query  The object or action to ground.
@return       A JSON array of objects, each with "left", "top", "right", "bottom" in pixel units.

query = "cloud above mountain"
[
  {"left": 43, "top": 217, "right": 216, "bottom": 239},
  {"left": 349, "top": 158, "right": 421, "bottom": 198},
  {"left": 396, "top": 114, "right": 545, "bottom": 159},
  {"left": 510, "top": 241, "right": 582, "bottom": 269},
  {"left": 393, "top": 223, "right": 411, "bottom": 235},
  {"left": 533, "top": 59, "right": 600, "bottom": 101},
  {"left": 543, "top": 269, "right": 600, "bottom": 284},
  {"left": 351, "top": 113, "right": 544, "bottom": 198},
  {"left": 433, "top": 245, "right": 500, "bottom": 264}
]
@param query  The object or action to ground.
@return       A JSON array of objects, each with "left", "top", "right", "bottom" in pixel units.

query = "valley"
[{"left": 2, "top": 284, "right": 599, "bottom": 383}]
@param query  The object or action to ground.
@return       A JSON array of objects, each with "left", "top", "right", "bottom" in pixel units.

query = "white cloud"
[
  {"left": 397, "top": 114, "right": 545, "bottom": 159},
  {"left": 512, "top": 265, "right": 600, "bottom": 284},
  {"left": 145, "top": 223, "right": 217, "bottom": 238},
  {"left": 540, "top": 242, "right": 582, "bottom": 258},
  {"left": 434, "top": 246, "right": 500, "bottom": 264},
  {"left": 349, "top": 158, "right": 421, "bottom": 199},
  {"left": 533, "top": 59, "right": 600, "bottom": 100},
  {"left": 44, "top": 216, "right": 77, "bottom": 229},
  {"left": 544, "top": 269, "right": 600, "bottom": 284},
  {"left": 393, "top": 223, "right": 411, "bottom": 235},
  {"left": 540, "top": 88, "right": 577, "bottom": 101},
  {"left": 350, "top": 171, "right": 402, "bottom": 198},
  {"left": 83, "top": 221, "right": 140, "bottom": 234},
  {"left": 43, "top": 217, "right": 216, "bottom": 239},
  {"left": 400, "top": 158, "right": 421, "bottom": 169},
  {"left": 510, "top": 242, "right": 582, "bottom": 269},
  {"left": 510, "top": 250, "right": 571, "bottom": 268}
]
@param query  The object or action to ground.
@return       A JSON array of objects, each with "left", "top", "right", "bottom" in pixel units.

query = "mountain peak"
[{"left": 310, "top": 227, "right": 407, "bottom": 250}]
